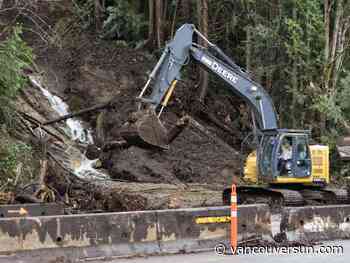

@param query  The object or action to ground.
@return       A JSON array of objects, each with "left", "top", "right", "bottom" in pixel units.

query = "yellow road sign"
[{"left": 195, "top": 216, "right": 230, "bottom": 224}]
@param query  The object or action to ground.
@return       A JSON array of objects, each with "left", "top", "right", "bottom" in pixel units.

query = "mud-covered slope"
[
  {"left": 9, "top": 0, "right": 244, "bottom": 191},
  {"left": 35, "top": 36, "right": 241, "bottom": 187}
]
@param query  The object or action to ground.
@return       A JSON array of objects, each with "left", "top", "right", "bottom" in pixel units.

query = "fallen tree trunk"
[
  {"left": 189, "top": 118, "right": 238, "bottom": 156},
  {"left": 68, "top": 179, "right": 224, "bottom": 212},
  {"left": 43, "top": 101, "right": 112, "bottom": 126}
]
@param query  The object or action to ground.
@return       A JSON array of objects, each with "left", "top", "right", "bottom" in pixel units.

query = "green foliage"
[
  {"left": 0, "top": 133, "right": 34, "bottom": 189},
  {"left": 283, "top": 0, "right": 324, "bottom": 77},
  {"left": 0, "top": 26, "right": 34, "bottom": 187},
  {"left": 0, "top": 140, "right": 31, "bottom": 174},
  {"left": 73, "top": 0, "right": 146, "bottom": 45},
  {"left": 337, "top": 73, "right": 350, "bottom": 121},
  {"left": 72, "top": 0, "right": 95, "bottom": 29},
  {"left": 101, "top": 1, "right": 147, "bottom": 44},
  {"left": 312, "top": 71, "right": 350, "bottom": 132},
  {"left": 313, "top": 94, "right": 343, "bottom": 124},
  {"left": 0, "top": 26, "right": 33, "bottom": 99},
  {"left": 0, "top": 26, "right": 33, "bottom": 129}
]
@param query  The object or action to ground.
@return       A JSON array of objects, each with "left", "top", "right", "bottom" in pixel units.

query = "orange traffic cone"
[{"left": 231, "top": 184, "right": 238, "bottom": 253}]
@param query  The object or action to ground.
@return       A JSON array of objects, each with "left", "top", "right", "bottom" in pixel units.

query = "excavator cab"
[{"left": 258, "top": 130, "right": 312, "bottom": 182}]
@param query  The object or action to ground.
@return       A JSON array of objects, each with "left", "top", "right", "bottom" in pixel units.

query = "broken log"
[
  {"left": 189, "top": 118, "right": 238, "bottom": 156},
  {"left": 69, "top": 180, "right": 224, "bottom": 212},
  {"left": 102, "top": 140, "right": 129, "bottom": 151},
  {"left": 18, "top": 111, "right": 65, "bottom": 143},
  {"left": 167, "top": 115, "right": 191, "bottom": 143},
  {"left": 43, "top": 101, "right": 112, "bottom": 126},
  {"left": 201, "top": 109, "right": 237, "bottom": 136}
]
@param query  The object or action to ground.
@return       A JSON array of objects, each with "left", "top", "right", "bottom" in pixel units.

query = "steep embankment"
[
  {"left": 1, "top": 0, "right": 247, "bottom": 210},
  {"left": 36, "top": 32, "right": 241, "bottom": 186},
  {"left": 29, "top": 1, "right": 243, "bottom": 186}
]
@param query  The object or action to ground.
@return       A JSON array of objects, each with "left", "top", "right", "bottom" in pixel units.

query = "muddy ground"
[
  {"left": 30, "top": 2, "right": 248, "bottom": 184},
  {"left": 36, "top": 33, "right": 245, "bottom": 187},
  {"left": 0, "top": 0, "right": 251, "bottom": 210}
]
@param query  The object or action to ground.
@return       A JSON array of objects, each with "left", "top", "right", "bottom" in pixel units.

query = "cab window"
[{"left": 260, "top": 136, "right": 276, "bottom": 176}]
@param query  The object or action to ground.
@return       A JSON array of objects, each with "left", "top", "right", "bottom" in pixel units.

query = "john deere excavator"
[{"left": 121, "top": 24, "right": 349, "bottom": 207}]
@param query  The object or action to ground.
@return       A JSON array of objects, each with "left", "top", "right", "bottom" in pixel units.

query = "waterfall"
[
  {"left": 29, "top": 75, "right": 108, "bottom": 180},
  {"left": 29, "top": 77, "right": 94, "bottom": 144}
]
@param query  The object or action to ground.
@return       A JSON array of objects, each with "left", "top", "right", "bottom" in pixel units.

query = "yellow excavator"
[{"left": 120, "top": 24, "right": 348, "bottom": 206}]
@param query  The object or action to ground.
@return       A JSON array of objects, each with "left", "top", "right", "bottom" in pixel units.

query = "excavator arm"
[{"left": 137, "top": 23, "right": 278, "bottom": 131}]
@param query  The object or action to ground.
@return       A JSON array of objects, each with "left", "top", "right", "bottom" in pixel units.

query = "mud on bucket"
[{"left": 120, "top": 110, "right": 169, "bottom": 150}]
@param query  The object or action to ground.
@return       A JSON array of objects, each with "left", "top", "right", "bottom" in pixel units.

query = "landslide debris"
[{"left": 1, "top": 0, "right": 248, "bottom": 211}]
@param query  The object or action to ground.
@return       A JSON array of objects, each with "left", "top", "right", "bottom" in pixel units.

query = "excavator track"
[
  {"left": 321, "top": 188, "right": 349, "bottom": 204},
  {"left": 297, "top": 188, "right": 349, "bottom": 205},
  {"left": 223, "top": 186, "right": 304, "bottom": 210},
  {"left": 223, "top": 186, "right": 349, "bottom": 209},
  {"left": 267, "top": 188, "right": 305, "bottom": 206},
  {"left": 298, "top": 189, "right": 325, "bottom": 204}
]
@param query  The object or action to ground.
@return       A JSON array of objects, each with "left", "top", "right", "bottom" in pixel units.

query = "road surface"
[{"left": 91, "top": 240, "right": 348, "bottom": 263}]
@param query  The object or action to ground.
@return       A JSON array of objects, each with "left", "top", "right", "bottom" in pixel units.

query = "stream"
[{"left": 29, "top": 75, "right": 108, "bottom": 180}]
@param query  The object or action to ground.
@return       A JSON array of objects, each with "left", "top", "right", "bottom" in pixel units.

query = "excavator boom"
[
  {"left": 140, "top": 24, "right": 278, "bottom": 130},
  {"left": 122, "top": 24, "right": 278, "bottom": 149}
]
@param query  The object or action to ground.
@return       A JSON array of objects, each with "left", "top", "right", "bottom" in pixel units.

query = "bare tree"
[
  {"left": 197, "top": 0, "right": 209, "bottom": 101},
  {"left": 291, "top": 5, "right": 298, "bottom": 127},
  {"left": 323, "top": 0, "right": 350, "bottom": 93},
  {"left": 94, "top": 0, "right": 105, "bottom": 31},
  {"left": 179, "top": 0, "right": 191, "bottom": 21},
  {"left": 324, "top": 0, "right": 331, "bottom": 71},
  {"left": 148, "top": 0, "right": 154, "bottom": 47},
  {"left": 322, "top": 0, "right": 350, "bottom": 131},
  {"left": 147, "top": 0, "right": 164, "bottom": 49}
]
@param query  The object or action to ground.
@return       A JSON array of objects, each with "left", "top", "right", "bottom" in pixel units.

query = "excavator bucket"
[{"left": 119, "top": 110, "right": 169, "bottom": 150}]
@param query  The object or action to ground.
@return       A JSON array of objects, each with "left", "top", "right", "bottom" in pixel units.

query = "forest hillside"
[{"left": 0, "top": 0, "right": 349, "bottom": 210}]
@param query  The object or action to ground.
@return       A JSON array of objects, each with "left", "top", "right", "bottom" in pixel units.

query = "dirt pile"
[
  {"left": 32, "top": 20, "right": 244, "bottom": 189},
  {"left": 38, "top": 41, "right": 242, "bottom": 186}
]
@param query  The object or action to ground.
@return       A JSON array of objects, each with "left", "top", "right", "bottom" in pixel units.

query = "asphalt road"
[{"left": 96, "top": 240, "right": 349, "bottom": 263}]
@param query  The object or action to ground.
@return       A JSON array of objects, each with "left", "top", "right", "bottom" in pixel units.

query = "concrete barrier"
[
  {"left": 0, "top": 204, "right": 269, "bottom": 262},
  {"left": 280, "top": 205, "right": 350, "bottom": 242},
  {"left": 1, "top": 204, "right": 350, "bottom": 262},
  {"left": 0, "top": 203, "right": 65, "bottom": 218},
  {"left": 156, "top": 204, "right": 270, "bottom": 253},
  {"left": 0, "top": 210, "right": 159, "bottom": 263}
]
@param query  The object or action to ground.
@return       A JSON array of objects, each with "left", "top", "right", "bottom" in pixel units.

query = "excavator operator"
[{"left": 279, "top": 138, "right": 292, "bottom": 176}]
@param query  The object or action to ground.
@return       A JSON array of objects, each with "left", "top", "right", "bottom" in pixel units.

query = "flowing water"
[{"left": 29, "top": 75, "right": 108, "bottom": 180}]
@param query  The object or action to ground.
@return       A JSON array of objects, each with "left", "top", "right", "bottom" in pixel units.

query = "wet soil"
[
  {"left": 31, "top": 19, "right": 245, "bottom": 190},
  {"left": 1, "top": 0, "right": 250, "bottom": 210}
]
